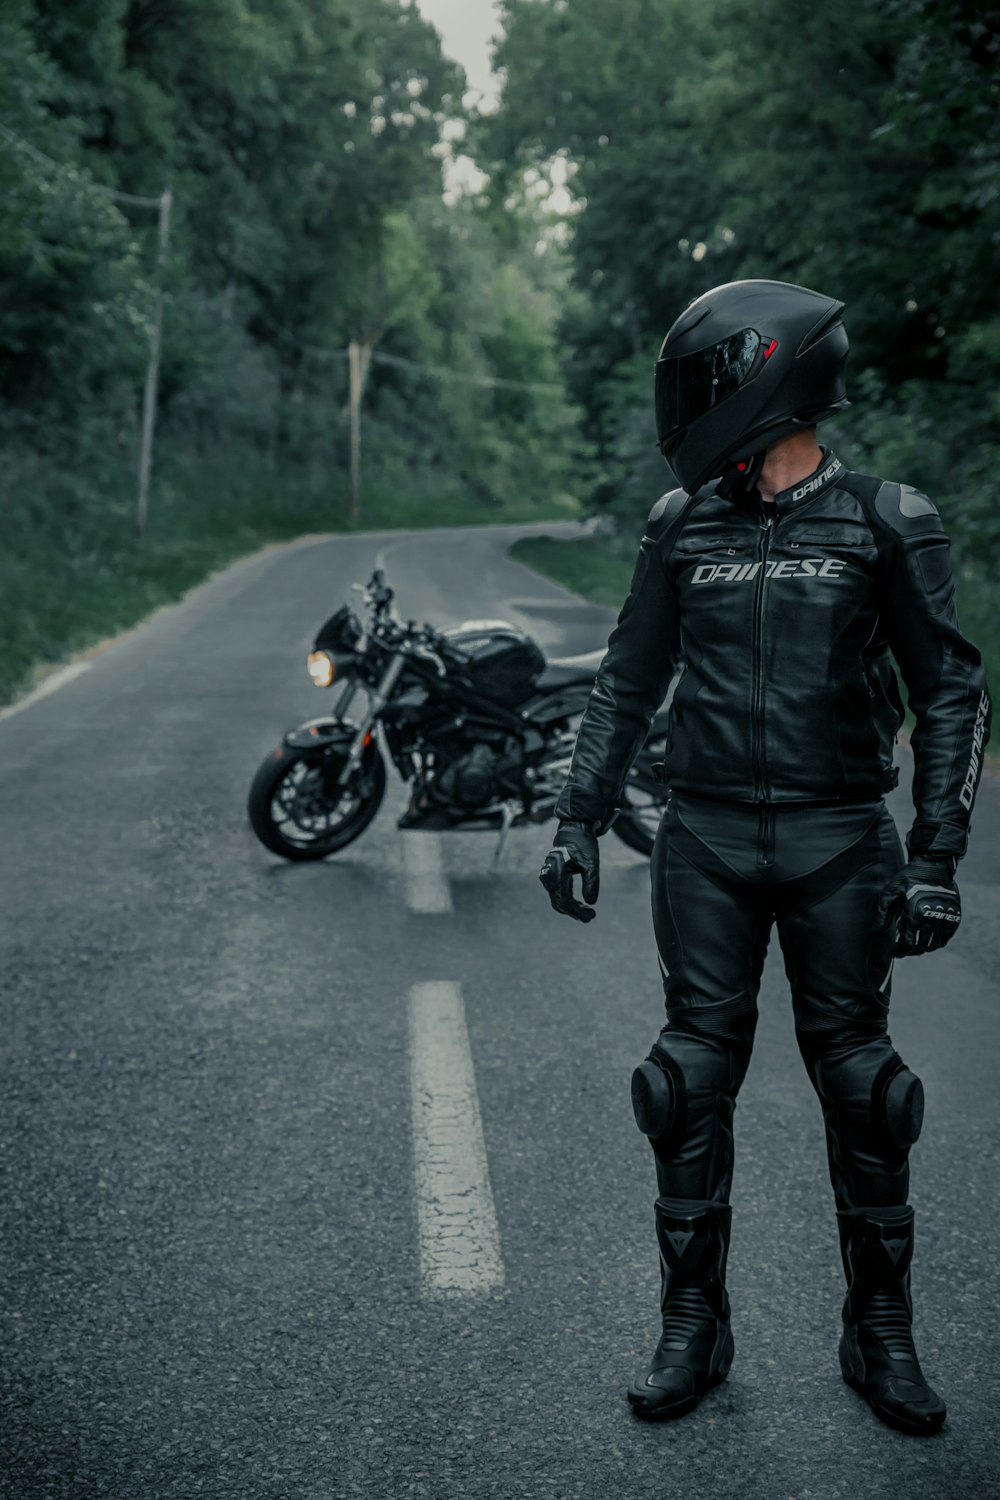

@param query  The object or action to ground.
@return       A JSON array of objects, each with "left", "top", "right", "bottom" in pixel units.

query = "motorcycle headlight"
[{"left": 307, "top": 650, "right": 335, "bottom": 688}]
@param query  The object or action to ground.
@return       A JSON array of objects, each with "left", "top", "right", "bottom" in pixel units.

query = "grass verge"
[{"left": 507, "top": 533, "right": 633, "bottom": 609}]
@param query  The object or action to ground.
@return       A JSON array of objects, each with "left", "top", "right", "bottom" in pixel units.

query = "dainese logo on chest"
[{"left": 691, "top": 557, "right": 847, "bottom": 585}]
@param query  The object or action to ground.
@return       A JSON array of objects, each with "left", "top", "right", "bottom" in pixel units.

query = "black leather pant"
[{"left": 647, "top": 792, "right": 916, "bottom": 1212}]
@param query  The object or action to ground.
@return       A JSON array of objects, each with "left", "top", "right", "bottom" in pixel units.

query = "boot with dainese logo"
[
  {"left": 627, "top": 1198, "right": 734, "bottom": 1420},
  {"left": 838, "top": 1205, "right": 946, "bottom": 1435}
]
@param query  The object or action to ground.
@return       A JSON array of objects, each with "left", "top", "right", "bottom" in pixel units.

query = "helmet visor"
[{"left": 655, "top": 328, "right": 762, "bottom": 444}]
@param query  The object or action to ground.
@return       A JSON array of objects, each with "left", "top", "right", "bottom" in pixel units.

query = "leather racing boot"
[
  {"left": 627, "top": 1198, "right": 734, "bottom": 1420},
  {"left": 838, "top": 1206, "right": 946, "bottom": 1435}
]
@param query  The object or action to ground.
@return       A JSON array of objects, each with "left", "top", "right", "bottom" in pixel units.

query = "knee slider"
[
  {"left": 631, "top": 1042, "right": 686, "bottom": 1150},
  {"left": 873, "top": 1057, "right": 924, "bottom": 1151}
]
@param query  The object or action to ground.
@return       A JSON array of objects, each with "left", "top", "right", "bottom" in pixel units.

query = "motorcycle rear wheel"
[
  {"left": 247, "top": 740, "right": 386, "bottom": 861},
  {"left": 611, "top": 734, "right": 669, "bottom": 857}
]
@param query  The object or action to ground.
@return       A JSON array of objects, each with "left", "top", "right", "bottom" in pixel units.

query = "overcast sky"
[{"left": 414, "top": 0, "right": 505, "bottom": 109}]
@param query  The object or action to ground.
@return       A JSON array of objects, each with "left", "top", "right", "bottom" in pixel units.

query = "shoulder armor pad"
[
  {"left": 873, "top": 481, "right": 944, "bottom": 535},
  {"left": 646, "top": 486, "right": 690, "bottom": 531}
]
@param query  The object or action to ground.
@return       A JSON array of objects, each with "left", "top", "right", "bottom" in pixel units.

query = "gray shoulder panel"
[
  {"left": 647, "top": 487, "right": 689, "bottom": 526},
  {"left": 873, "top": 481, "right": 944, "bottom": 536},
  {"left": 645, "top": 487, "right": 697, "bottom": 545}
]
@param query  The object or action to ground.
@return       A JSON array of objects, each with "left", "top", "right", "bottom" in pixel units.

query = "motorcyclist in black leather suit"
[{"left": 540, "top": 280, "right": 991, "bottom": 1435}]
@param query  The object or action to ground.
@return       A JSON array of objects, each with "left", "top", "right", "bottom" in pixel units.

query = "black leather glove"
[
  {"left": 539, "top": 820, "right": 600, "bottom": 923},
  {"left": 874, "top": 857, "right": 961, "bottom": 957}
]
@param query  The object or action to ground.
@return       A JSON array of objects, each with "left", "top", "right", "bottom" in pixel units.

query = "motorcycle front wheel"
[
  {"left": 611, "top": 733, "right": 669, "bottom": 857},
  {"left": 247, "top": 739, "right": 387, "bottom": 861}
]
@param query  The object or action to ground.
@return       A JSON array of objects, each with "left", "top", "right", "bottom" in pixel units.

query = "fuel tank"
[{"left": 442, "top": 619, "right": 546, "bottom": 706}]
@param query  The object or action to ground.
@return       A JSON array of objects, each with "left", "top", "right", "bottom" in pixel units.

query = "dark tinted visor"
[{"left": 655, "top": 328, "right": 762, "bottom": 442}]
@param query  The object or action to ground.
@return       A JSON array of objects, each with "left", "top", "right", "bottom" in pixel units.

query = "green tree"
[
  {"left": 0, "top": 1, "right": 147, "bottom": 429},
  {"left": 490, "top": 0, "right": 1000, "bottom": 550}
]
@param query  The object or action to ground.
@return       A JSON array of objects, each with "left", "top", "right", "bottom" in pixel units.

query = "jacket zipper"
[
  {"left": 751, "top": 509, "right": 774, "bottom": 800},
  {"left": 752, "top": 509, "right": 775, "bottom": 867}
]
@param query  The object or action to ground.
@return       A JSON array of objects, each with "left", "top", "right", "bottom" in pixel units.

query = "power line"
[
  {"left": 297, "top": 340, "right": 351, "bottom": 362},
  {"left": 107, "top": 186, "right": 163, "bottom": 208},
  {"left": 370, "top": 347, "right": 563, "bottom": 393},
  {"left": 3, "top": 119, "right": 570, "bottom": 530},
  {"left": 285, "top": 334, "right": 563, "bottom": 394},
  {"left": 0, "top": 119, "right": 161, "bottom": 206}
]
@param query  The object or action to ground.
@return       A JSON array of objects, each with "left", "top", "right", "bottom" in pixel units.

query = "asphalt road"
[{"left": 1, "top": 522, "right": 998, "bottom": 1500}]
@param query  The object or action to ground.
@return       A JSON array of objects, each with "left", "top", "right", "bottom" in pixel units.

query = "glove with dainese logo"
[
  {"left": 874, "top": 857, "right": 961, "bottom": 957},
  {"left": 539, "top": 820, "right": 600, "bottom": 923}
]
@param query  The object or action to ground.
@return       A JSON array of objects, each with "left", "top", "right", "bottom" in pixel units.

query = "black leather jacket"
[{"left": 555, "top": 450, "right": 991, "bottom": 861}]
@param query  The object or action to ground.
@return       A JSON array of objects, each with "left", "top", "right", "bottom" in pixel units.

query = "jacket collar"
[{"left": 769, "top": 448, "right": 845, "bottom": 512}]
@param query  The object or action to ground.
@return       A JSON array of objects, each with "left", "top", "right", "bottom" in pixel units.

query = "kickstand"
[{"left": 493, "top": 801, "right": 518, "bottom": 865}]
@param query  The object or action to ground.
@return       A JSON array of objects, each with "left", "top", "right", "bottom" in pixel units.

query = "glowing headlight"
[{"left": 307, "top": 651, "right": 335, "bottom": 687}]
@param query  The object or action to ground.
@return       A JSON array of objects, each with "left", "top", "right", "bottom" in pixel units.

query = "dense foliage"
[
  {"left": 2, "top": 0, "right": 997, "bottom": 701},
  {"left": 0, "top": 0, "right": 584, "bottom": 496},
  {"left": 0, "top": 0, "right": 586, "bottom": 699},
  {"left": 488, "top": 0, "right": 1000, "bottom": 577}
]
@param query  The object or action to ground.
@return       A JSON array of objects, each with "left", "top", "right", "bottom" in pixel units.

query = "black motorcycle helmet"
[{"left": 654, "top": 279, "right": 850, "bottom": 493}]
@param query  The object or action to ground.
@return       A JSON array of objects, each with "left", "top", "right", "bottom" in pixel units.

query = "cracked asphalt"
[{"left": 1, "top": 522, "right": 998, "bottom": 1500}]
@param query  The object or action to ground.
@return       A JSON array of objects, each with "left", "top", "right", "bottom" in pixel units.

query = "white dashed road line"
[
  {"left": 0, "top": 662, "right": 91, "bottom": 723},
  {"left": 403, "top": 832, "right": 453, "bottom": 914},
  {"left": 408, "top": 981, "right": 505, "bottom": 1294}
]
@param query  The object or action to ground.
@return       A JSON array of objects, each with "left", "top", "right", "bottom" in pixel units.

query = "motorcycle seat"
[{"left": 536, "top": 647, "right": 607, "bottom": 689}]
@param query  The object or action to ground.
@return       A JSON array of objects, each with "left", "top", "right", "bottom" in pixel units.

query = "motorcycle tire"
[
  {"left": 247, "top": 739, "right": 387, "bottom": 861},
  {"left": 611, "top": 735, "right": 669, "bottom": 857}
]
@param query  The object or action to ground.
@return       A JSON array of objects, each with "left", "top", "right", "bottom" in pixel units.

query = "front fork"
[{"left": 335, "top": 653, "right": 405, "bottom": 786}]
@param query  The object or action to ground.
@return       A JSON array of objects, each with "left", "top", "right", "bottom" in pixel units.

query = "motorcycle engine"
[
  {"left": 435, "top": 743, "right": 502, "bottom": 809},
  {"left": 399, "top": 719, "right": 564, "bottom": 829}
]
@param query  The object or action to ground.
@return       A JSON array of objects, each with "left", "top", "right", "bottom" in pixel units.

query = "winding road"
[{"left": 2, "top": 522, "right": 998, "bottom": 1499}]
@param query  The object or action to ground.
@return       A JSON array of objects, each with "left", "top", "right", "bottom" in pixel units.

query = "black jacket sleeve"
[
  {"left": 871, "top": 482, "right": 992, "bottom": 862},
  {"left": 553, "top": 492, "right": 687, "bottom": 832}
]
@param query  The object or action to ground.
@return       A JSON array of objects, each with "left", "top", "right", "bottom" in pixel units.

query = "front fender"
[{"left": 283, "top": 717, "right": 358, "bottom": 753}]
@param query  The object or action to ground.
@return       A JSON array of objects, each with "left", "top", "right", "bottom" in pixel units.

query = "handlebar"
[
  {"left": 369, "top": 570, "right": 394, "bottom": 611},
  {"left": 406, "top": 638, "right": 447, "bottom": 677},
  {"left": 349, "top": 569, "right": 449, "bottom": 675},
  {"left": 351, "top": 569, "right": 395, "bottom": 616}
]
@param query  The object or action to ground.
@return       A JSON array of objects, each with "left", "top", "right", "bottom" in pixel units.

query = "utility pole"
[
  {"left": 348, "top": 338, "right": 362, "bottom": 521},
  {"left": 134, "top": 186, "right": 173, "bottom": 538}
]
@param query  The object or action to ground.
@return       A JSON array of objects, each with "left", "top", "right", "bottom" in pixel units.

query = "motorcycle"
[{"left": 247, "top": 569, "right": 670, "bottom": 862}]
